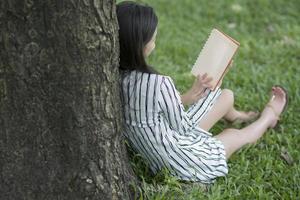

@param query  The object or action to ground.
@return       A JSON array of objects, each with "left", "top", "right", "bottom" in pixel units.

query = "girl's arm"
[
  {"left": 158, "top": 76, "right": 194, "bottom": 135},
  {"left": 158, "top": 76, "right": 214, "bottom": 135}
]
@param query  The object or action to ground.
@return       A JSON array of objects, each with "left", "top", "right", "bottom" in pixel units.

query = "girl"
[{"left": 117, "top": 1, "right": 288, "bottom": 183}]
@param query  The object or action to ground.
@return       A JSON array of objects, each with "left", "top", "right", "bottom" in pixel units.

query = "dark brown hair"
[{"left": 117, "top": 1, "right": 159, "bottom": 74}]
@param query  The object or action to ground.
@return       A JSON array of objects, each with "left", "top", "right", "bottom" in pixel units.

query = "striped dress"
[{"left": 120, "top": 70, "right": 228, "bottom": 183}]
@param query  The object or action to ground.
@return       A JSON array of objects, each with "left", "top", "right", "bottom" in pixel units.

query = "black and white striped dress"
[{"left": 120, "top": 70, "right": 228, "bottom": 183}]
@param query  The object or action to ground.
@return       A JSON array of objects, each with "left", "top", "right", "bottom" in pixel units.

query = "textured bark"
[{"left": 0, "top": 0, "right": 137, "bottom": 199}]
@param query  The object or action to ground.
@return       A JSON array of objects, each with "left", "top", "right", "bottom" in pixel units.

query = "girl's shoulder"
[
  {"left": 140, "top": 71, "right": 174, "bottom": 87},
  {"left": 122, "top": 69, "right": 171, "bottom": 81},
  {"left": 120, "top": 70, "right": 179, "bottom": 95}
]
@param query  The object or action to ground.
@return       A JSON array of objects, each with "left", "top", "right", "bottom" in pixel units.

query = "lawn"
[{"left": 118, "top": 0, "right": 300, "bottom": 199}]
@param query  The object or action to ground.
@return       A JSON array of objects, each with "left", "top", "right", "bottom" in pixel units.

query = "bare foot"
[
  {"left": 232, "top": 110, "right": 259, "bottom": 123},
  {"left": 261, "top": 86, "right": 288, "bottom": 128}
]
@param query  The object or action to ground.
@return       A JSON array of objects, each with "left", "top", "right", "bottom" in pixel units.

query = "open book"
[{"left": 191, "top": 28, "right": 240, "bottom": 90}]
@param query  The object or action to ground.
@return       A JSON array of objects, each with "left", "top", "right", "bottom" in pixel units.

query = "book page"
[{"left": 191, "top": 29, "right": 239, "bottom": 90}]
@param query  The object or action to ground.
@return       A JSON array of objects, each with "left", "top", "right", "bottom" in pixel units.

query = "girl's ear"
[
  {"left": 144, "top": 28, "right": 157, "bottom": 58},
  {"left": 144, "top": 40, "right": 156, "bottom": 57},
  {"left": 143, "top": 45, "right": 147, "bottom": 57},
  {"left": 143, "top": 42, "right": 153, "bottom": 58},
  {"left": 143, "top": 43, "right": 149, "bottom": 58}
]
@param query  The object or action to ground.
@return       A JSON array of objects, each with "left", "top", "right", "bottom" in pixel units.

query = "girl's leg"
[
  {"left": 214, "top": 86, "right": 287, "bottom": 159},
  {"left": 224, "top": 106, "right": 258, "bottom": 123},
  {"left": 198, "top": 89, "right": 258, "bottom": 131}
]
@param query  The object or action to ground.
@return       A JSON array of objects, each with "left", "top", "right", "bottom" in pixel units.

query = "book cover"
[{"left": 191, "top": 28, "right": 240, "bottom": 90}]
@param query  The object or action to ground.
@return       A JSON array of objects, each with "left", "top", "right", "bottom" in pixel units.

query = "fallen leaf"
[{"left": 280, "top": 149, "right": 294, "bottom": 165}]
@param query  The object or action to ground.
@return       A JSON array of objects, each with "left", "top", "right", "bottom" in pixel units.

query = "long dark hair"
[{"left": 116, "top": 1, "right": 159, "bottom": 74}]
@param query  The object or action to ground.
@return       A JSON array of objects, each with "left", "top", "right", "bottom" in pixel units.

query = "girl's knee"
[
  {"left": 221, "top": 89, "right": 234, "bottom": 106},
  {"left": 223, "top": 128, "right": 240, "bottom": 134}
]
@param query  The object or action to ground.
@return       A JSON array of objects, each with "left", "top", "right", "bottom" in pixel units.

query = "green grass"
[{"left": 119, "top": 0, "right": 300, "bottom": 199}]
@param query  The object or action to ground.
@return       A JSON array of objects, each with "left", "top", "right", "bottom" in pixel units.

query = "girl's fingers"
[
  {"left": 194, "top": 73, "right": 214, "bottom": 91},
  {"left": 203, "top": 76, "right": 213, "bottom": 83},
  {"left": 200, "top": 77, "right": 213, "bottom": 86},
  {"left": 203, "top": 85, "right": 213, "bottom": 90},
  {"left": 201, "top": 73, "right": 208, "bottom": 80},
  {"left": 196, "top": 73, "right": 211, "bottom": 84},
  {"left": 200, "top": 89, "right": 210, "bottom": 98}
]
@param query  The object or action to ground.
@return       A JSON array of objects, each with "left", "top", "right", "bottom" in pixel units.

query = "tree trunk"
[{"left": 0, "top": 0, "right": 137, "bottom": 199}]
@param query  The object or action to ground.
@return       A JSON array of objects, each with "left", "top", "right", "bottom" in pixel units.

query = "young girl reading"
[{"left": 117, "top": 1, "right": 288, "bottom": 183}]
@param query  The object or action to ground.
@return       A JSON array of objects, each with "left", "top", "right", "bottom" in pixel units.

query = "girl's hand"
[{"left": 181, "top": 73, "right": 213, "bottom": 106}]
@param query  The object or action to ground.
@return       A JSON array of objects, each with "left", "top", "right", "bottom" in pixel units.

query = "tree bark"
[{"left": 0, "top": 0, "right": 137, "bottom": 199}]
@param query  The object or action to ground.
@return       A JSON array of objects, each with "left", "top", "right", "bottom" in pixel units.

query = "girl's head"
[{"left": 117, "top": 1, "right": 158, "bottom": 73}]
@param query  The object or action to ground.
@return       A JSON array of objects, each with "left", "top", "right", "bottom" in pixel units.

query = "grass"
[{"left": 118, "top": 0, "right": 300, "bottom": 199}]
